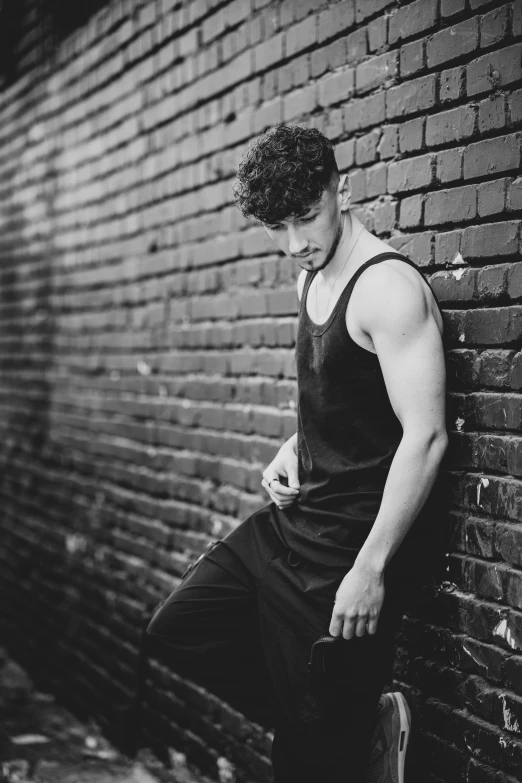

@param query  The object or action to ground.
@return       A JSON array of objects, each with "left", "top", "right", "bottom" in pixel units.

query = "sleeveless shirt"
[{"left": 273, "top": 251, "right": 446, "bottom": 572}]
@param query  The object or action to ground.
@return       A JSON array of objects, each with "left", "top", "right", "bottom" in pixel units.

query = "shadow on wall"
[{"left": 0, "top": 0, "right": 112, "bottom": 83}]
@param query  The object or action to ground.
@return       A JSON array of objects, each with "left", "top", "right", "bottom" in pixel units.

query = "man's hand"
[
  {"left": 329, "top": 564, "right": 385, "bottom": 640},
  {"left": 261, "top": 436, "right": 300, "bottom": 509}
]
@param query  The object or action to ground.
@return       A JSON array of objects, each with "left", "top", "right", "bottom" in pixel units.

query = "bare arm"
[{"left": 330, "top": 264, "right": 448, "bottom": 639}]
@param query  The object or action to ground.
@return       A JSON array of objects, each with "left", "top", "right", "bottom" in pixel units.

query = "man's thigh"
[{"left": 146, "top": 506, "right": 281, "bottom": 724}]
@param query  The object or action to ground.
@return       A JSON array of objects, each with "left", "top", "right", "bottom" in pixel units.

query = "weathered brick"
[
  {"left": 377, "top": 124, "right": 398, "bottom": 159},
  {"left": 441, "top": 0, "right": 466, "bottom": 16},
  {"left": 388, "top": 154, "right": 434, "bottom": 193},
  {"left": 346, "top": 27, "right": 368, "bottom": 62},
  {"left": 355, "top": 129, "right": 381, "bottom": 165},
  {"left": 318, "top": 2, "right": 355, "bottom": 43},
  {"left": 462, "top": 221, "right": 520, "bottom": 259},
  {"left": 426, "top": 105, "right": 477, "bottom": 147},
  {"left": 467, "top": 43, "right": 522, "bottom": 96},
  {"left": 477, "top": 179, "right": 508, "bottom": 217},
  {"left": 427, "top": 17, "right": 479, "bottom": 68},
  {"left": 368, "top": 16, "right": 388, "bottom": 51},
  {"left": 400, "top": 194, "right": 423, "bottom": 228},
  {"left": 318, "top": 68, "right": 355, "bottom": 106},
  {"left": 478, "top": 94, "right": 508, "bottom": 132},
  {"left": 463, "top": 134, "right": 520, "bottom": 180},
  {"left": 437, "top": 147, "right": 464, "bottom": 184},
  {"left": 400, "top": 39, "right": 425, "bottom": 77},
  {"left": 386, "top": 74, "right": 437, "bottom": 118},
  {"left": 480, "top": 4, "right": 510, "bottom": 49},
  {"left": 440, "top": 65, "right": 464, "bottom": 103},
  {"left": 355, "top": 51, "right": 397, "bottom": 94},
  {"left": 398, "top": 117, "right": 424, "bottom": 152},
  {"left": 389, "top": 0, "right": 438, "bottom": 44},
  {"left": 285, "top": 14, "right": 317, "bottom": 57},
  {"left": 425, "top": 185, "right": 477, "bottom": 226},
  {"left": 343, "top": 91, "right": 385, "bottom": 133}
]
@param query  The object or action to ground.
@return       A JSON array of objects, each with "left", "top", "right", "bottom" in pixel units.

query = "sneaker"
[{"left": 367, "top": 691, "right": 411, "bottom": 783}]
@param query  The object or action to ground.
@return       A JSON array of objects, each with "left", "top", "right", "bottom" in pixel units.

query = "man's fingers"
[
  {"left": 367, "top": 615, "right": 379, "bottom": 635},
  {"left": 262, "top": 477, "right": 299, "bottom": 496},
  {"left": 355, "top": 616, "right": 368, "bottom": 637}
]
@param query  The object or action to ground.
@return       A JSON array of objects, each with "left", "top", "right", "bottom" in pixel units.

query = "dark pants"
[{"left": 146, "top": 503, "right": 405, "bottom": 783}]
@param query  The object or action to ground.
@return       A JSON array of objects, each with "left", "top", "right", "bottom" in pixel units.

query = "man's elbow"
[{"left": 404, "top": 426, "right": 449, "bottom": 456}]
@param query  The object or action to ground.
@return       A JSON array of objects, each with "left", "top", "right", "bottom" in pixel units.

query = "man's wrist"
[{"left": 353, "top": 549, "right": 387, "bottom": 577}]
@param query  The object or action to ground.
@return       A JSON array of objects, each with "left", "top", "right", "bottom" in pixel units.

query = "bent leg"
[{"left": 147, "top": 521, "right": 277, "bottom": 726}]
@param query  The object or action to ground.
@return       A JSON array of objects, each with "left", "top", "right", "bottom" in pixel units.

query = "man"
[{"left": 146, "top": 124, "right": 448, "bottom": 783}]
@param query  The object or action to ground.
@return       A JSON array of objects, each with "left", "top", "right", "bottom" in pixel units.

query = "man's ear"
[{"left": 338, "top": 173, "right": 351, "bottom": 212}]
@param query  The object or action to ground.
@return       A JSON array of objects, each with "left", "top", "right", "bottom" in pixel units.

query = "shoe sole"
[{"left": 389, "top": 692, "right": 411, "bottom": 783}]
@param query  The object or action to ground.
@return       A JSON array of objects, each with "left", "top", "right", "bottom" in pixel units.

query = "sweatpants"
[{"left": 146, "top": 503, "right": 405, "bottom": 783}]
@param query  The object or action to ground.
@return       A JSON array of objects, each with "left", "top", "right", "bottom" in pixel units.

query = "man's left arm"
[{"left": 329, "top": 265, "right": 448, "bottom": 640}]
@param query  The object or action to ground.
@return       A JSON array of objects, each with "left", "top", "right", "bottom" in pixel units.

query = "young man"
[{"left": 146, "top": 124, "right": 448, "bottom": 783}]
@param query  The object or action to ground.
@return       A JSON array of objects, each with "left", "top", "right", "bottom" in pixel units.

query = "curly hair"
[{"left": 233, "top": 124, "right": 339, "bottom": 224}]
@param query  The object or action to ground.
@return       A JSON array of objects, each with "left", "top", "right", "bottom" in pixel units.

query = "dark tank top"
[{"left": 273, "top": 251, "right": 446, "bottom": 571}]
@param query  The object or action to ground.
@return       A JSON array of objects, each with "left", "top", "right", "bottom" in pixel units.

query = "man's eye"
[
  {"left": 267, "top": 225, "right": 282, "bottom": 231},
  {"left": 301, "top": 215, "right": 316, "bottom": 223}
]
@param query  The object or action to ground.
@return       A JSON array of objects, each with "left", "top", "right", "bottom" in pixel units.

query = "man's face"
[{"left": 261, "top": 180, "right": 346, "bottom": 272}]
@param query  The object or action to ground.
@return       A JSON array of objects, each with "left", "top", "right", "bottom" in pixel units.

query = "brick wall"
[{"left": 0, "top": 0, "right": 521, "bottom": 781}]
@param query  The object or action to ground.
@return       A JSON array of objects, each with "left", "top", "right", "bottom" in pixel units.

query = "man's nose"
[{"left": 287, "top": 225, "right": 308, "bottom": 256}]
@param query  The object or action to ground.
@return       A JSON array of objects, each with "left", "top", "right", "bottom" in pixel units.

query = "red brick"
[
  {"left": 427, "top": 17, "right": 479, "bottom": 68},
  {"left": 355, "top": 51, "right": 397, "bottom": 94},
  {"left": 389, "top": 0, "right": 438, "bottom": 44},
  {"left": 388, "top": 154, "right": 434, "bottom": 194},
  {"left": 425, "top": 185, "right": 477, "bottom": 226},
  {"left": 480, "top": 5, "right": 510, "bottom": 49},
  {"left": 464, "top": 134, "right": 520, "bottom": 180},
  {"left": 385, "top": 74, "right": 437, "bottom": 118},
  {"left": 467, "top": 43, "right": 522, "bottom": 96},
  {"left": 426, "top": 105, "right": 477, "bottom": 147}
]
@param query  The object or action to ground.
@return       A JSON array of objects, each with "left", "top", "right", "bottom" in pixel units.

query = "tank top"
[{"left": 273, "top": 251, "right": 446, "bottom": 572}]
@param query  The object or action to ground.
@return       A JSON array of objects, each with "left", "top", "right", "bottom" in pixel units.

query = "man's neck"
[{"left": 317, "top": 212, "right": 364, "bottom": 286}]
